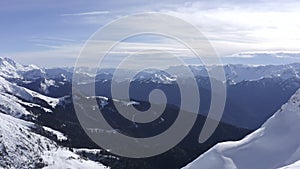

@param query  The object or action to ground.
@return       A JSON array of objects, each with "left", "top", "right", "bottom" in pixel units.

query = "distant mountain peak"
[{"left": 0, "top": 57, "right": 42, "bottom": 79}]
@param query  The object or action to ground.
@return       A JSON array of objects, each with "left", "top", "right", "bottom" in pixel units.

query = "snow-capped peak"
[
  {"left": 0, "top": 57, "right": 23, "bottom": 79},
  {"left": 132, "top": 69, "right": 177, "bottom": 84},
  {"left": 182, "top": 88, "right": 300, "bottom": 169},
  {"left": 0, "top": 57, "right": 43, "bottom": 80}
]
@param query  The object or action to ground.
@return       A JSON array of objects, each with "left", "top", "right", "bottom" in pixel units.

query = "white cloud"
[
  {"left": 1, "top": 40, "right": 191, "bottom": 68},
  {"left": 7, "top": 1, "right": 300, "bottom": 67},
  {"left": 61, "top": 11, "right": 110, "bottom": 16},
  {"left": 2, "top": 44, "right": 82, "bottom": 67},
  {"left": 163, "top": 1, "right": 300, "bottom": 56}
]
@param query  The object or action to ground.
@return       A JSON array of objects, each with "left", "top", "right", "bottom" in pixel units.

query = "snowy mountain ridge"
[
  {"left": 185, "top": 63, "right": 300, "bottom": 83},
  {"left": 1, "top": 56, "right": 300, "bottom": 168},
  {"left": 183, "top": 88, "right": 300, "bottom": 169},
  {"left": 0, "top": 57, "right": 42, "bottom": 79},
  {"left": 0, "top": 57, "right": 109, "bottom": 168},
  {"left": 1, "top": 56, "right": 300, "bottom": 85},
  {"left": 0, "top": 76, "right": 59, "bottom": 104},
  {"left": 0, "top": 112, "right": 108, "bottom": 169}
]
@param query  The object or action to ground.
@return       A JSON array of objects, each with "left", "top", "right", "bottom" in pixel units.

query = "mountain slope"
[
  {"left": 0, "top": 76, "right": 59, "bottom": 120},
  {"left": 1, "top": 56, "right": 299, "bottom": 169},
  {"left": 0, "top": 112, "right": 108, "bottom": 169},
  {"left": 183, "top": 88, "right": 300, "bottom": 169},
  {"left": 0, "top": 57, "right": 40, "bottom": 79},
  {"left": 0, "top": 57, "right": 109, "bottom": 168}
]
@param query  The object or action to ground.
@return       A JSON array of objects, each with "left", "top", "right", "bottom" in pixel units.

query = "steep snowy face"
[
  {"left": 183, "top": 89, "right": 300, "bottom": 169},
  {"left": 0, "top": 113, "right": 108, "bottom": 169},
  {"left": 0, "top": 57, "right": 70, "bottom": 84},
  {"left": 0, "top": 57, "right": 23, "bottom": 79},
  {"left": 0, "top": 57, "right": 40, "bottom": 79}
]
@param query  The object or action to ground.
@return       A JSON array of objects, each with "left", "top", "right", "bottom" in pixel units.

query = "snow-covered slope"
[
  {"left": 0, "top": 113, "right": 108, "bottom": 169},
  {"left": 0, "top": 76, "right": 59, "bottom": 111},
  {"left": 0, "top": 57, "right": 109, "bottom": 168},
  {"left": 0, "top": 57, "right": 40, "bottom": 79},
  {"left": 0, "top": 57, "right": 73, "bottom": 96},
  {"left": 0, "top": 78, "right": 57, "bottom": 118},
  {"left": 183, "top": 89, "right": 300, "bottom": 169}
]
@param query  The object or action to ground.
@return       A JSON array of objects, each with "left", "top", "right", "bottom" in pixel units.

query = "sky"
[{"left": 1, "top": 0, "right": 300, "bottom": 67}]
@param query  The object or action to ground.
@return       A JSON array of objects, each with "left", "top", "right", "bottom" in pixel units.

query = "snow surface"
[
  {"left": 42, "top": 126, "right": 68, "bottom": 141},
  {"left": 0, "top": 57, "right": 72, "bottom": 94},
  {"left": 183, "top": 89, "right": 300, "bottom": 169},
  {"left": 0, "top": 113, "right": 108, "bottom": 169},
  {"left": 2, "top": 56, "right": 300, "bottom": 169},
  {"left": 0, "top": 57, "right": 42, "bottom": 79},
  {"left": 42, "top": 149, "right": 108, "bottom": 169},
  {"left": 0, "top": 57, "right": 108, "bottom": 168},
  {"left": 278, "top": 160, "right": 300, "bottom": 169},
  {"left": 0, "top": 76, "right": 59, "bottom": 109},
  {"left": 0, "top": 93, "right": 31, "bottom": 117},
  {"left": 40, "top": 79, "right": 57, "bottom": 94}
]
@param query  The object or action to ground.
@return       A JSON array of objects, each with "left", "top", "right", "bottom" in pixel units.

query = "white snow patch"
[
  {"left": 43, "top": 126, "right": 68, "bottom": 141},
  {"left": 42, "top": 149, "right": 108, "bottom": 169}
]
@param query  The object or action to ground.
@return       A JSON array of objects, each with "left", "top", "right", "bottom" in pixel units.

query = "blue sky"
[{"left": 1, "top": 0, "right": 300, "bottom": 67}]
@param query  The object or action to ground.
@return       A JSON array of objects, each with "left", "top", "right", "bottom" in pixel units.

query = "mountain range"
[{"left": 0, "top": 56, "right": 300, "bottom": 168}]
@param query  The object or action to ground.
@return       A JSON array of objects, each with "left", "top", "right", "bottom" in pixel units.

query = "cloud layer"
[{"left": 2, "top": 0, "right": 300, "bottom": 67}]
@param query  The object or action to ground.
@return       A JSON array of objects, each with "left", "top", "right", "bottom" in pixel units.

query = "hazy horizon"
[{"left": 1, "top": 0, "right": 300, "bottom": 67}]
